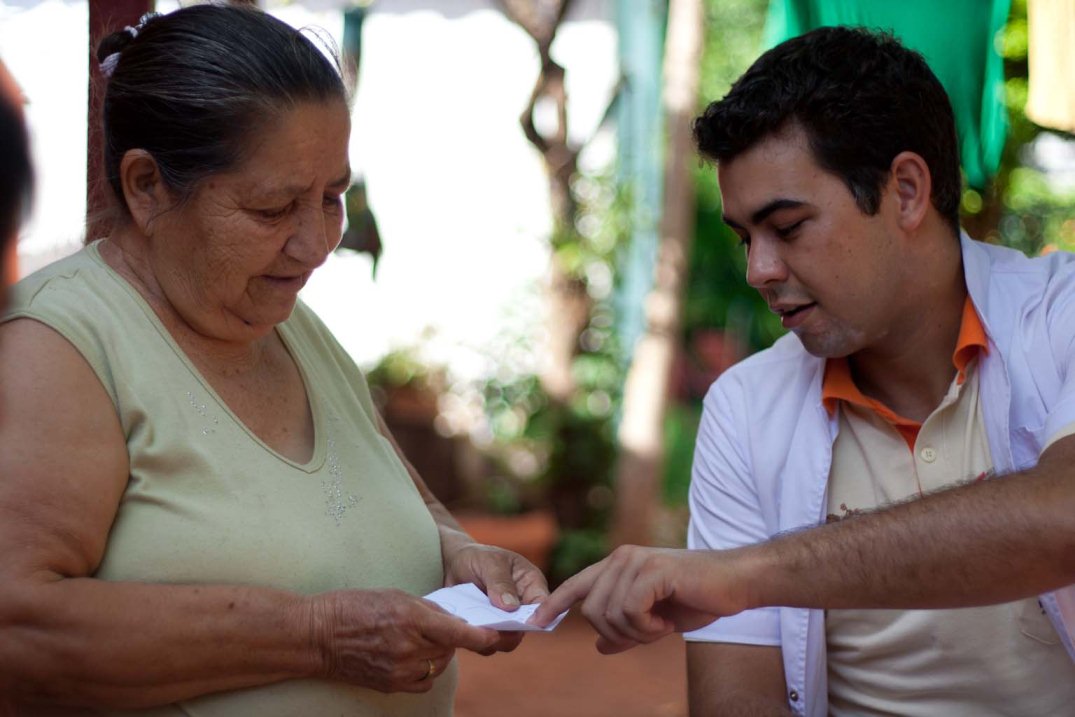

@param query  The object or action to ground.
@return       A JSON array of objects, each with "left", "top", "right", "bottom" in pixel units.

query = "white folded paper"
[{"left": 423, "top": 582, "right": 568, "bottom": 632}]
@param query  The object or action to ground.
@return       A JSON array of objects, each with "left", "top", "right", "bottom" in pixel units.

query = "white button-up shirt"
[{"left": 685, "top": 234, "right": 1075, "bottom": 716}]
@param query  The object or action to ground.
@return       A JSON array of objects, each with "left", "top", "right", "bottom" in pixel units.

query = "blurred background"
[{"left": 3, "top": 0, "right": 1074, "bottom": 714}]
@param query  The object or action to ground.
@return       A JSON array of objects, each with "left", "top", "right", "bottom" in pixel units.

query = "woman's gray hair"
[{"left": 96, "top": 3, "right": 347, "bottom": 213}]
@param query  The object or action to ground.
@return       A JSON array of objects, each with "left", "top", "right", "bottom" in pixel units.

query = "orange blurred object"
[
  {"left": 3, "top": 238, "right": 16, "bottom": 287},
  {"left": 454, "top": 510, "right": 558, "bottom": 574}
]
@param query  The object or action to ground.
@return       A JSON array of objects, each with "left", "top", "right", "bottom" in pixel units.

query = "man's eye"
[
  {"left": 323, "top": 194, "right": 343, "bottom": 211},
  {"left": 775, "top": 220, "right": 805, "bottom": 238}
]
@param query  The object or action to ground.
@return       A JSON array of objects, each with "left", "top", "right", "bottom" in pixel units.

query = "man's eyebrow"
[{"left": 722, "top": 198, "right": 808, "bottom": 228}]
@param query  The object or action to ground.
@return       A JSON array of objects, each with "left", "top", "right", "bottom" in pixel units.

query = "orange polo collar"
[{"left": 821, "top": 296, "right": 988, "bottom": 449}]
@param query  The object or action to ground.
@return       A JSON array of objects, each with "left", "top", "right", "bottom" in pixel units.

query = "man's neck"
[{"left": 847, "top": 243, "right": 967, "bottom": 423}]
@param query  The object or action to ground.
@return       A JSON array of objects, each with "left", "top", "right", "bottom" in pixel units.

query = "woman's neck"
[{"left": 98, "top": 233, "right": 270, "bottom": 374}]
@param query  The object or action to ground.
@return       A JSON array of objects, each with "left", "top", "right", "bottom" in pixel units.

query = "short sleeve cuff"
[
  {"left": 1043, "top": 421, "right": 1075, "bottom": 453},
  {"left": 683, "top": 606, "right": 782, "bottom": 646}
]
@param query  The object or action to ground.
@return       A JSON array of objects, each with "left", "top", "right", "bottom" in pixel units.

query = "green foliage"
[
  {"left": 961, "top": 0, "right": 1075, "bottom": 256},
  {"left": 995, "top": 15, "right": 1027, "bottom": 60},
  {"left": 549, "top": 528, "right": 608, "bottom": 586},
  {"left": 553, "top": 173, "right": 633, "bottom": 288},
  {"left": 482, "top": 373, "right": 548, "bottom": 443},
  {"left": 365, "top": 346, "right": 441, "bottom": 391},
  {"left": 663, "top": 402, "right": 702, "bottom": 506},
  {"left": 699, "top": 0, "right": 768, "bottom": 104},
  {"left": 1001, "top": 169, "right": 1075, "bottom": 255}
]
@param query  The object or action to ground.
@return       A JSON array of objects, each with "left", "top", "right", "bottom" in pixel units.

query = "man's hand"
[{"left": 530, "top": 546, "right": 753, "bottom": 654}]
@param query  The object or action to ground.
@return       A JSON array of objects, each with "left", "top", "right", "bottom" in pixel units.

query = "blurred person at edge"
[
  {"left": 0, "top": 5, "right": 546, "bottom": 716},
  {"left": 0, "top": 58, "right": 33, "bottom": 308},
  {"left": 534, "top": 26, "right": 1075, "bottom": 717}
]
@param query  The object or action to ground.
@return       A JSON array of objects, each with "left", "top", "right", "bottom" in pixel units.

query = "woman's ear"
[
  {"left": 889, "top": 151, "right": 932, "bottom": 232},
  {"left": 119, "top": 150, "right": 171, "bottom": 235}
]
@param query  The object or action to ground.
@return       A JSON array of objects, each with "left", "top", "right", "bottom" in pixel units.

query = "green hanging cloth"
[{"left": 764, "top": 0, "right": 1011, "bottom": 189}]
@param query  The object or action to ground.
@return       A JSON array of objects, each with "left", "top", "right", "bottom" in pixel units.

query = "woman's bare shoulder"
[{"left": 0, "top": 318, "right": 129, "bottom": 579}]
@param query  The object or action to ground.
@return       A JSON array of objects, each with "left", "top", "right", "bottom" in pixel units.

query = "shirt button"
[
  {"left": 920, "top": 447, "right": 937, "bottom": 463},
  {"left": 789, "top": 689, "right": 799, "bottom": 702}
]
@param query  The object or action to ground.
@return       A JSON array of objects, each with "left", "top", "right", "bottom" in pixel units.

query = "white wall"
[
  {"left": 0, "top": 0, "right": 617, "bottom": 380},
  {"left": 1, "top": 0, "right": 89, "bottom": 269}
]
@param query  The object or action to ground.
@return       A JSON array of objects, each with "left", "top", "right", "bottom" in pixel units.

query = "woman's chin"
[{"left": 228, "top": 300, "right": 298, "bottom": 337}]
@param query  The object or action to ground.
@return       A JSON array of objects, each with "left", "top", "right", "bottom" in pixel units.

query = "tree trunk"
[
  {"left": 494, "top": 0, "right": 587, "bottom": 407},
  {"left": 610, "top": 0, "right": 703, "bottom": 548}
]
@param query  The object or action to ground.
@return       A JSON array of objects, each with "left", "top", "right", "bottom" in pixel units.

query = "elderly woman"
[{"left": 0, "top": 5, "right": 546, "bottom": 715}]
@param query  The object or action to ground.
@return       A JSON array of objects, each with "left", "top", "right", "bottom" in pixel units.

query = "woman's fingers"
[
  {"left": 490, "top": 630, "right": 525, "bottom": 653},
  {"left": 514, "top": 562, "right": 551, "bottom": 606},
  {"left": 325, "top": 589, "right": 498, "bottom": 692},
  {"left": 420, "top": 607, "right": 501, "bottom": 653},
  {"left": 448, "top": 543, "right": 549, "bottom": 611}
]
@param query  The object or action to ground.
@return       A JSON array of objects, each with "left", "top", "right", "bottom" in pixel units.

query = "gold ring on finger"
[{"left": 420, "top": 658, "right": 435, "bottom": 681}]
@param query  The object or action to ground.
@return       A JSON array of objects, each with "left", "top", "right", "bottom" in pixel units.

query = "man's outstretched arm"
[
  {"left": 750, "top": 433, "right": 1075, "bottom": 611},
  {"left": 532, "top": 434, "right": 1075, "bottom": 648}
]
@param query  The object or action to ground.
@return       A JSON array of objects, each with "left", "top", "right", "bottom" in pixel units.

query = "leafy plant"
[{"left": 962, "top": 0, "right": 1075, "bottom": 254}]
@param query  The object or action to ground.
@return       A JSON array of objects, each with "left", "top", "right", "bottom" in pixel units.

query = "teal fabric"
[
  {"left": 764, "top": 0, "right": 1011, "bottom": 189},
  {"left": 614, "top": 0, "right": 666, "bottom": 366}
]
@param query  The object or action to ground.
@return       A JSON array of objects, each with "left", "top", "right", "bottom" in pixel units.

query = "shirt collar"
[{"left": 822, "top": 295, "right": 988, "bottom": 418}]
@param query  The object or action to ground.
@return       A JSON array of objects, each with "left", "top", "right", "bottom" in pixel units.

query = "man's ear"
[
  {"left": 889, "top": 151, "right": 932, "bottom": 232},
  {"left": 119, "top": 150, "right": 172, "bottom": 235}
]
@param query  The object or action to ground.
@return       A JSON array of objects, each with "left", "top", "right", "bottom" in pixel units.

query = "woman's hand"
[
  {"left": 439, "top": 528, "right": 550, "bottom": 653},
  {"left": 370, "top": 413, "right": 549, "bottom": 652},
  {"left": 310, "top": 588, "right": 500, "bottom": 693}
]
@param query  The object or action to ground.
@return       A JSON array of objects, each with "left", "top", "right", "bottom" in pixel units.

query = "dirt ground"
[{"left": 454, "top": 612, "right": 688, "bottom": 717}]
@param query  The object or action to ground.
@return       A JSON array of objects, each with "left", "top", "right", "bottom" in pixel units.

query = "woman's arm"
[
  {"left": 372, "top": 412, "right": 549, "bottom": 612},
  {"left": 0, "top": 319, "right": 497, "bottom": 709}
]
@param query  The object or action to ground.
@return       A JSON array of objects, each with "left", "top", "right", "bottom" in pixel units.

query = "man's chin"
[{"left": 795, "top": 331, "right": 857, "bottom": 359}]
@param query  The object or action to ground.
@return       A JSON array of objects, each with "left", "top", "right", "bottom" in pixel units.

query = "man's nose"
[{"left": 745, "top": 237, "right": 788, "bottom": 288}]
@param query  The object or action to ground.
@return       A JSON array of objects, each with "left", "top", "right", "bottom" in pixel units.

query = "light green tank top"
[{"left": 4, "top": 242, "right": 456, "bottom": 716}]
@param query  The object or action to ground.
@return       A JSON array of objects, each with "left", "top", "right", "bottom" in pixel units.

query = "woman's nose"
[{"left": 286, "top": 202, "right": 334, "bottom": 267}]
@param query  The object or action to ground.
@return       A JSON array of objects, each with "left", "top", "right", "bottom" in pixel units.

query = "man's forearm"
[{"left": 739, "top": 454, "right": 1075, "bottom": 611}]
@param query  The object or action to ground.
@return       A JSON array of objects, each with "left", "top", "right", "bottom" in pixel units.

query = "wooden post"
[
  {"left": 87, "top": 0, "right": 152, "bottom": 241},
  {"left": 610, "top": 0, "right": 703, "bottom": 548}
]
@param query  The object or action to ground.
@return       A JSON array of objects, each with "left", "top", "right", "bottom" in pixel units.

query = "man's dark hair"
[
  {"left": 96, "top": 3, "right": 347, "bottom": 214},
  {"left": 0, "top": 91, "right": 33, "bottom": 250},
  {"left": 693, "top": 26, "right": 961, "bottom": 235}
]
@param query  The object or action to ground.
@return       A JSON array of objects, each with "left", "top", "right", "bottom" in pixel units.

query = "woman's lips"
[{"left": 263, "top": 272, "right": 309, "bottom": 291}]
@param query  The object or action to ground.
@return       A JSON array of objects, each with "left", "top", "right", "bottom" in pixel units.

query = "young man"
[{"left": 533, "top": 26, "right": 1075, "bottom": 715}]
